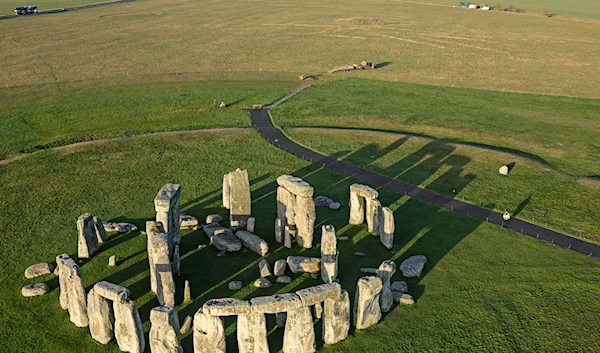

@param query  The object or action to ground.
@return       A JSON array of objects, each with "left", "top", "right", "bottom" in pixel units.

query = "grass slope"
[
  {"left": 1, "top": 0, "right": 95, "bottom": 14},
  {"left": 2, "top": 130, "right": 600, "bottom": 352},
  {"left": 271, "top": 78, "right": 600, "bottom": 178}
]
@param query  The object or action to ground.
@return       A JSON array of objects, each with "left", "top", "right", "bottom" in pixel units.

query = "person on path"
[
  {"left": 219, "top": 102, "right": 226, "bottom": 108},
  {"left": 213, "top": 99, "right": 217, "bottom": 108},
  {"left": 503, "top": 210, "right": 511, "bottom": 221}
]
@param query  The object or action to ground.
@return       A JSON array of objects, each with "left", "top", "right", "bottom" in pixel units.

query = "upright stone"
[
  {"left": 322, "top": 290, "right": 350, "bottom": 345},
  {"left": 87, "top": 288, "right": 113, "bottom": 344},
  {"left": 258, "top": 259, "right": 272, "bottom": 278},
  {"left": 93, "top": 215, "right": 108, "bottom": 244},
  {"left": 353, "top": 276, "right": 382, "bottom": 329},
  {"left": 226, "top": 169, "right": 252, "bottom": 229},
  {"left": 348, "top": 190, "right": 365, "bottom": 225},
  {"left": 180, "top": 315, "right": 193, "bottom": 334},
  {"left": 184, "top": 280, "right": 192, "bottom": 303},
  {"left": 366, "top": 199, "right": 382, "bottom": 236},
  {"left": 237, "top": 313, "right": 269, "bottom": 353},
  {"left": 114, "top": 299, "right": 145, "bottom": 353},
  {"left": 147, "top": 221, "right": 175, "bottom": 307},
  {"left": 154, "top": 183, "right": 181, "bottom": 256},
  {"left": 222, "top": 174, "right": 231, "bottom": 209},
  {"left": 247, "top": 217, "right": 256, "bottom": 233},
  {"left": 193, "top": 308, "right": 225, "bottom": 353},
  {"left": 149, "top": 306, "right": 182, "bottom": 353},
  {"left": 172, "top": 244, "right": 181, "bottom": 277},
  {"left": 273, "top": 259, "right": 287, "bottom": 276},
  {"left": 78, "top": 213, "right": 100, "bottom": 258},
  {"left": 55, "top": 254, "right": 71, "bottom": 310},
  {"left": 320, "top": 224, "right": 338, "bottom": 283},
  {"left": 284, "top": 225, "right": 295, "bottom": 249},
  {"left": 277, "top": 186, "right": 296, "bottom": 230},
  {"left": 275, "top": 218, "right": 283, "bottom": 243},
  {"left": 294, "top": 195, "right": 316, "bottom": 248},
  {"left": 283, "top": 306, "right": 316, "bottom": 353},
  {"left": 64, "top": 258, "right": 88, "bottom": 327},
  {"left": 276, "top": 312, "right": 287, "bottom": 327},
  {"left": 380, "top": 207, "right": 394, "bottom": 249},
  {"left": 376, "top": 260, "right": 396, "bottom": 313}
]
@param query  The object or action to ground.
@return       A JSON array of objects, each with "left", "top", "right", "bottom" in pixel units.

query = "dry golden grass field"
[{"left": 1, "top": 0, "right": 598, "bottom": 98}]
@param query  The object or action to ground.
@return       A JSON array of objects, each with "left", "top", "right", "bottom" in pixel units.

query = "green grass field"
[
  {"left": 1, "top": 0, "right": 97, "bottom": 14},
  {"left": 3, "top": 130, "right": 600, "bottom": 352}
]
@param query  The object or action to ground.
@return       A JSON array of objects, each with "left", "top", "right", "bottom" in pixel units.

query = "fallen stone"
[
  {"left": 287, "top": 256, "right": 321, "bottom": 274},
  {"left": 322, "top": 289, "right": 350, "bottom": 345},
  {"left": 113, "top": 299, "right": 145, "bottom": 353},
  {"left": 353, "top": 252, "right": 366, "bottom": 257},
  {"left": 294, "top": 195, "right": 316, "bottom": 248},
  {"left": 246, "top": 217, "right": 256, "bottom": 233},
  {"left": 360, "top": 268, "right": 378, "bottom": 274},
  {"left": 194, "top": 309, "right": 225, "bottom": 353},
  {"left": 235, "top": 230, "right": 269, "bottom": 256},
  {"left": 93, "top": 281, "right": 130, "bottom": 303},
  {"left": 203, "top": 223, "right": 225, "bottom": 237},
  {"left": 78, "top": 213, "right": 100, "bottom": 259},
  {"left": 314, "top": 195, "right": 333, "bottom": 207},
  {"left": 254, "top": 278, "right": 272, "bottom": 288},
  {"left": 87, "top": 288, "right": 113, "bottom": 344},
  {"left": 277, "top": 276, "right": 292, "bottom": 284},
  {"left": 212, "top": 229, "right": 243, "bottom": 252},
  {"left": 108, "top": 255, "right": 117, "bottom": 267},
  {"left": 203, "top": 298, "right": 251, "bottom": 316},
  {"left": 376, "top": 260, "right": 396, "bottom": 313},
  {"left": 353, "top": 276, "right": 382, "bottom": 330},
  {"left": 149, "top": 306, "right": 182, "bottom": 353},
  {"left": 258, "top": 259, "right": 272, "bottom": 278},
  {"left": 277, "top": 175, "right": 314, "bottom": 197},
  {"left": 180, "top": 315, "right": 193, "bottom": 334},
  {"left": 283, "top": 306, "right": 316, "bottom": 353},
  {"left": 328, "top": 202, "right": 341, "bottom": 210},
  {"left": 237, "top": 313, "right": 269, "bottom": 353},
  {"left": 180, "top": 214, "right": 199, "bottom": 229},
  {"left": 206, "top": 214, "right": 224, "bottom": 224},
  {"left": 184, "top": 280, "right": 192, "bottom": 303},
  {"left": 103, "top": 222, "right": 138, "bottom": 233},
  {"left": 228, "top": 281, "right": 243, "bottom": 290},
  {"left": 350, "top": 184, "right": 379, "bottom": 200},
  {"left": 296, "top": 283, "right": 342, "bottom": 306},
  {"left": 24, "top": 263, "right": 54, "bottom": 279},
  {"left": 250, "top": 293, "right": 303, "bottom": 314},
  {"left": 391, "top": 281, "right": 408, "bottom": 293},
  {"left": 380, "top": 207, "right": 394, "bottom": 249},
  {"left": 337, "top": 236, "right": 349, "bottom": 241},
  {"left": 499, "top": 165, "right": 509, "bottom": 175},
  {"left": 273, "top": 259, "right": 287, "bottom": 276},
  {"left": 198, "top": 244, "right": 208, "bottom": 249},
  {"left": 393, "top": 292, "right": 415, "bottom": 305},
  {"left": 21, "top": 283, "right": 49, "bottom": 297},
  {"left": 400, "top": 255, "right": 427, "bottom": 278}
]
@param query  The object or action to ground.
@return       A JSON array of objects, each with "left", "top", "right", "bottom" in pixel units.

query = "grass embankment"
[
  {"left": 2, "top": 0, "right": 599, "bottom": 98},
  {"left": 1, "top": 0, "right": 95, "bottom": 13},
  {"left": 2, "top": 130, "right": 600, "bottom": 352},
  {"left": 0, "top": 80, "right": 295, "bottom": 160}
]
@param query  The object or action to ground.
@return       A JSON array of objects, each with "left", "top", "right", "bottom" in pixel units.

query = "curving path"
[{"left": 246, "top": 87, "right": 600, "bottom": 260}]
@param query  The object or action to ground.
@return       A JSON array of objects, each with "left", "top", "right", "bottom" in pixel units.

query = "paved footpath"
[{"left": 245, "top": 88, "right": 600, "bottom": 260}]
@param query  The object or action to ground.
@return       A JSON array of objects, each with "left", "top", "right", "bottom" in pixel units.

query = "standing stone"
[
  {"left": 320, "top": 225, "right": 338, "bottom": 283},
  {"left": 237, "top": 313, "right": 269, "bottom": 353},
  {"left": 235, "top": 230, "right": 269, "bottom": 256},
  {"left": 93, "top": 215, "right": 108, "bottom": 244},
  {"left": 277, "top": 186, "right": 296, "bottom": 231},
  {"left": 108, "top": 255, "right": 117, "bottom": 267},
  {"left": 349, "top": 191, "right": 365, "bottom": 225},
  {"left": 78, "top": 213, "right": 100, "bottom": 259},
  {"left": 276, "top": 312, "right": 287, "bottom": 327},
  {"left": 499, "top": 165, "right": 509, "bottom": 175},
  {"left": 313, "top": 302, "right": 323, "bottom": 319},
  {"left": 322, "top": 290, "right": 350, "bottom": 345},
  {"left": 283, "top": 306, "right": 316, "bottom": 353},
  {"left": 87, "top": 288, "right": 113, "bottom": 344},
  {"left": 225, "top": 169, "right": 252, "bottom": 229},
  {"left": 24, "top": 263, "right": 54, "bottom": 279},
  {"left": 150, "top": 306, "right": 182, "bottom": 353},
  {"left": 155, "top": 183, "right": 181, "bottom": 256},
  {"left": 172, "top": 244, "right": 181, "bottom": 277},
  {"left": 380, "top": 207, "right": 394, "bottom": 249},
  {"left": 258, "top": 259, "right": 272, "bottom": 278},
  {"left": 147, "top": 221, "right": 175, "bottom": 307},
  {"left": 247, "top": 217, "right": 256, "bottom": 233},
  {"left": 64, "top": 258, "right": 88, "bottom": 327},
  {"left": 114, "top": 299, "right": 145, "bottom": 353},
  {"left": 194, "top": 308, "right": 225, "bottom": 353},
  {"left": 184, "top": 280, "right": 192, "bottom": 303},
  {"left": 275, "top": 218, "right": 283, "bottom": 243},
  {"left": 376, "top": 260, "right": 396, "bottom": 313},
  {"left": 353, "top": 276, "right": 382, "bottom": 329},
  {"left": 55, "top": 254, "right": 71, "bottom": 310},
  {"left": 223, "top": 172, "right": 231, "bottom": 210},
  {"left": 284, "top": 225, "right": 295, "bottom": 249},
  {"left": 294, "top": 195, "right": 316, "bottom": 248},
  {"left": 273, "top": 259, "right": 287, "bottom": 276},
  {"left": 180, "top": 315, "right": 193, "bottom": 334},
  {"left": 366, "top": 199, "right": 382, "bottom": 236}
]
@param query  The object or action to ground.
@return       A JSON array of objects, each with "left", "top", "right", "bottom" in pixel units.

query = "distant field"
[
  {"left": 1, "top": 0, "right": 598, "bottom": 98},
  {"left": 1, "top": 0, "right": 98, "bottom": 13}
]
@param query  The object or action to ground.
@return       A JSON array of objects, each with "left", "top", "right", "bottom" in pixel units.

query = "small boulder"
[
  {"left": 108, "top": 255, "right": 117, "bottom": 267},
  {"left": 180, "top": 214, "right": 199, "bottom": 229},
  {"left": 393, "top": 292, "right": 414, "bottom": 305},
  {"left": 276, "top": 276, "right": 292, "bottom": 284},
  {"left": 287, "top": 256, "right": 321, "bottom": 274},
  {"left": 180, "top": 315, "right": 193, "bottom": 334},
  {"left": 337, "top": 236, "right": 349, "bottom": 241},
  {"left": 228, "top": 281, "right": 243, "bottom": 290},
  {"left": 254, "top": 278, "right": 272, "bottom": 288},
  {"left": 390, "top": 281, "right": 408, "bottom": 293},
  {"left": 329, "top": 202, "right": 341, "bottom": 210},
  {"left": 314, "top": 196, "right": 333, "bottom": 207},
  {"left": 273, "top": 259, "right": 287, "bottom": 276},
  {"left": 499, "top": 165, "right": 509, "bottom": 175},
  {"left": 24, "top": 263, "right": 54, "bottom": 279},
  {"left": 360, "top": 268, "right": 378, "bottom": 274},
  {"left": 22, "top": 283, "right": 50, "bottom": 297},
  {"left": 206, "top": 214, "right": 224, "bottom": 224},
  {"left": 353, "top": 252, "right": 366, "bottom": 257},
  {"left": 258, "top": 259, "right": 272, "bottom": 278},
  {"left": 400, "top": 255, "right": 427, "bottom": 278}
]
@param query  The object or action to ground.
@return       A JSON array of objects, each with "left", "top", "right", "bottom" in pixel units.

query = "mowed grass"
[
  {"left": 1, "top": 0, "right": 599, "bottom": 98},
  {"left": 0, "top": 80, "right": 296, "bottom": 160},
  {"left": 0, "top": 0, "right": 95, "bottom": 14},
  {"left": 285, "top": 127, "right": 600, "bottom": 244},
  {"left": 2, "top": 130, "right": 600, "bottom": 352},
  {"left": 271, "top": 78, "right": 600, "bottom": 178}
]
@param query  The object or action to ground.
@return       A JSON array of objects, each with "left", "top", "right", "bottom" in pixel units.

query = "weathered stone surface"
[
  {"left": 359, "top": 268, "right": 378, "bottom": 274},
  {"left": 103, "top": 222, "right": 137, "bottom": 233},
  {"left": 337, "top": 236, "right": 349, "bottom": 241},
  {"left": 93, "top": 215, "right": 108, "bottom": 244},
  {"left": 150, "top": 306, "right": 182, "bottom": 353},
  {"left": 226, "top": 169, "right": 252, "bottom": 228},
  {"left": 312, "top": 302, "right": 322, "bottom": 319},
  {"left": 258, "top": 259, "right": 272, "bottom": 278},
  {"left": 206, "top": 214, "right": 224, "bottom": 224},
  {"left": 114, "top": 299, "right": 145, "bottom": 353},
  {"left": 236, "top": 230, "right": 269, "bottom": 256},
  {"left": 287, "top": 256, "right": 321, "bottom": 274},
  {"left": 247, "top": 217, "right": 256, "bottom": 233},
  {"left": 323, "top": 289, "right": 350, "bottom": 345},
  {"left": 277, "top": 276, "right": 292, "bottom": 284},
  {"left": 250, "top": 293, "right": 303, "bottom": 314},
  {"left": 56, "top": 254, "right": 72, "bottom": 309},
  {"left": 314, "top": 195, "right": 333, "bottom": 207},
  {"left": 320, "top": 224, "right": 338, "bottom": 283},
  {"left": 108, "top": 255, "right": 117, "bottom": 267},
  {"left": 380, "top": 207, "right": 394, "bottom": 249},
  {"left": 203, "top": 298, "right": 251, "bottom": 316},
  {"left": 393, "top": 292, "right": 415, "bottom": 304},
  {"left": 172, "top": 245, "right": 180, "bottom": 277},
  {"left": 203, "top": 223, "right": 224, "bottom": 238},
  {"left": 155, "top": 183, "right": 181, "bottom": 255},
  {"left": 283, "top": 306, "right": 316, "bottom": 353},
  {"left": 180, "top": 315, "right": 193, "bottom": 334},
  {"left": 353, "top": 276, "right": 382, "bottom": 329},
  {"left": 147, "top": 221, "right": 175, "bottom": 307},
  {"left": 64, "top": 259, "right": 88, "bottom": 327},
  {"left": 24, "top": 263, "right": 54, "bottom": 279},
  {"left": 78, "top": 213, "right": 100, "bottom": 259},
  {"left": 400, "top": 255, "right": 427, "bottom": 278},
  {"left": 184, "top": 280, "right": 192, "bottom": 303},
  {"left": 212, "top": 229, "right": 243, "bottom": 252},
  {"left": 391, "top": 281, "right": 408, "bottom": 293},
  {"left": 349, "top": 191, "right": 365, "bottom": 225},
  {"left": 275, "top": 218, "right": 283, "bottom": 243},
  {"left": 87, "top": 288, "right": 113, "bottom": 344},
  {"left": 366, "top": 198, "right": 382, "bottom": 236},
  {"left": 376, "top": 260, "right": 397, "bottom": 313},
  {"left": 499, "top": 165, "right": 509, "bottom": 175},
  {"left": 273, "top": 259, "right": 287, "bottom": 276},
  {"left": 329, "top": 202, "right": 341, "bottom": 210},
  {"left": 277, "top": 175, "right": 314, "bottom": 197},
  {"left": 294, "top": 195, "right": 316, "bottom": 248},
  {"left": 94, "top": 281, "right": 130, "bottom": 303},
  {"left": 194, "top": 308, "right": 225, "bottom": 353},
  {"left": 276, "top": 312, "right": 287, "bottom": 327},
  {"left": 350, "top": 183, "right": 378, "bottom": 199},
  {"left": 277, "top": 186, "right": 296, "bottom": 231},
  {"left": 254, "top": 278, "right": 272, "bottom": 288},
  {"left": 223, "top": 172, "right": 231, "bottom": 210},
  {"left": 296, "top": 283, "right": 342, "bottom": 306},
  {"left": 21, "top": 283, "right": 49, "bottom": 297},
  {"left": 237, "top": 313, "right": 269, "bottom": 353},
  {"left": 180, "top": 213, "right": 199, "bottom": 229},
  {"left": 228, "top": 281, "right": 243, "bottom": 290},
  {"left": 284, "top": 225, "right": 295, "bottom": 249}
]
